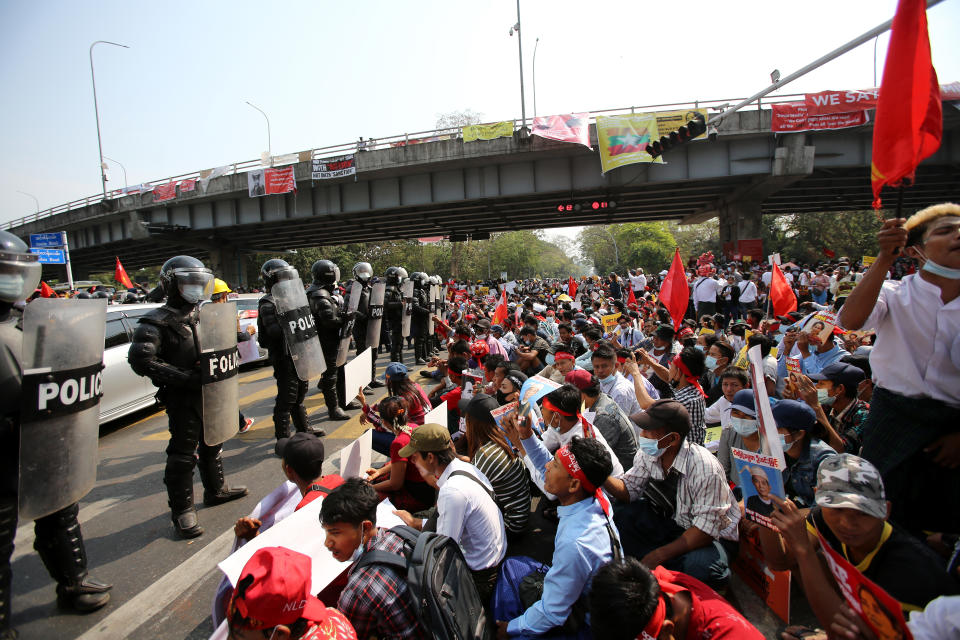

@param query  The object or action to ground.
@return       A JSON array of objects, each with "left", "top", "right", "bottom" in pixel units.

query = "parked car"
[{"left": 234, "top": 293, "right": 268, "bottom": 363}]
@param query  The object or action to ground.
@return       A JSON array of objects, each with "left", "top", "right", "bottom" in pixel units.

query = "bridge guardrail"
[{"left": 3, "top": 93, "right": 807, "bottom": 231}]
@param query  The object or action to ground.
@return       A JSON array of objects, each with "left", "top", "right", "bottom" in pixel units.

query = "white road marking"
[{"left": 75, "top": 527, "right": 234, "bottom": 640}]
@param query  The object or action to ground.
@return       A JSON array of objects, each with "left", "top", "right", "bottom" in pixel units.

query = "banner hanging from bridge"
[
  {"left": 596, "top": 114, "right": 664, "bottom": 173},
  {"left": 247, "top": 167, "right": 296, "bottom": 197},
  {"left": 153, "top": 182, "right": 177, "bottom": 203},
  {"left": 312, "top": 155, "right": 356, "bottom": 180},
  {"left": 771, "top": 103, "right": 870, "bottom": 132},
  {"left": 462, "top": 121, "right": 514, "bottom": 142},
  {"left": 803, "top": 82, "right": 960, "bottom": 115},
  {"left": 531, "top": 113, "right": 591, "bottom": 147}
]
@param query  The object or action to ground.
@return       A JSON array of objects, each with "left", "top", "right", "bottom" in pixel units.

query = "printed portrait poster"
[
  {"left": 732, "top": 447, "right": 785, "bottom": 531},
  {"left": 531, "top": 113, "right": 591, "bottom": 148},
  {"left": 801, "top": 311, "right": 838, "bottom": 344},
  {"left": 247, "top": 167, "right": 296, "bottom": 198},
  {"left": 519, "top": 375, "right": 560, "bottom": 414},
  {"left": 817, "top": 531, "right": 914, "bottom": 640}
]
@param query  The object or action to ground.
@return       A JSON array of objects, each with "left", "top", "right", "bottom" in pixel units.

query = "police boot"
[
  {"left": 165, "top": 458, "right": 203, "bottom": 539},
  {"left": 0, "top": 498, "right": 17, "bottom": 635},
  {"left": 33, "top": 504, "right": 112, "bottom": 613},
  {"left": 292, "top": 405, "right": 324, "bottom": 436},
  {"left": 200, "top": 454, "right": 248, "bottom": 507},
  {"left": 274, "top": 412, "right": 292, "bottom": 441},
  {"left": 322, "top": 382, "right": 349, "bottom": 421}
]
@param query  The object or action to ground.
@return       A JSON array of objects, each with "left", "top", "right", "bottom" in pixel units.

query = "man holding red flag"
[
  {"left": 115, "top": 257, "right": 135, "bottom": 290},
  {"left": 567, "top": 275, "right": 577, "bottom": 300},
  {"left": 491, "top": 287, "right": 508, "bottom": 326},
  {"left": 659, "top": 249, "right": 690, "bottom": 331}
]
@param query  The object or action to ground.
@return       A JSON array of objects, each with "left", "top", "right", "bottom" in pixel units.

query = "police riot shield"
[
  {"left": 365, "top": 281, "right": 386, "bottom": 351},
  {"left": 271, "top": 276, "right": 326, "bottom": 381},
  {"left": 427, "top": 285, "right": 437, "bottom": 335},
  {"left": 198, "top": 301, "right": 240, "bottom": 447},
  {"left": 19, "top": 298, "right": 107, "bottom": 520},
  {"left": 401, "top": 279, "right": 414, "bottom": 338},
  {"left": 337, "top": 280, "right": 363, "bottom": 366}
]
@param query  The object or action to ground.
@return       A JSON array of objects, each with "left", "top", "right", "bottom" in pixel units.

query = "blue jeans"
[{"left": 613, "top": 499, "right": 735, "bottom": 589}]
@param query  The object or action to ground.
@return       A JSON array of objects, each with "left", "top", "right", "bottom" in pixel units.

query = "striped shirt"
[
  {"left": 673, "top": 384, "right": 706, "bottom": 446},
  {"left": 473, "top": 441, "right": 531, "bottom": 534},
  {"left": 618, "top": 440, "right": 740, "bottom": 541}
]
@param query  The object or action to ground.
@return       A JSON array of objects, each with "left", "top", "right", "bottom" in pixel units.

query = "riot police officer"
[
  {"left": 128, "top": 256, "right": 247, "bottom": 539},
  {"left": 410, "top": 272, "right": 432, "bottom": 364},
  {"left": 350, "top": 262, "right": 385, "bottom": 390},
  {"left": 306, "top": 260, "right": 350, "bottom": 421},
  {"left": 0, "top": 231, "right": 112, "bottom": 636},
  {"left": 383, "top": 266, "right": 404, "bottom": 363},
  {"left": 258, "top": 259, "right": 315, "bottom": 440}
]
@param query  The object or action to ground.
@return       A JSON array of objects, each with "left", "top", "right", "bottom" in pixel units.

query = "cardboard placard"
[
  {"left": 732, "top": 447, "right": 785, "bottom": 530},
  {"left": 423, "top": 400, "right": 448, "bottom": 432},
  {"left": 733, "top": 528, "right": 792, "bottom": 624},
  {"left": 339, "top": 429, "right": 373, "bottom": 479},
  {"left": 343, "top": 347, "right": 373, "bottom": 401}
]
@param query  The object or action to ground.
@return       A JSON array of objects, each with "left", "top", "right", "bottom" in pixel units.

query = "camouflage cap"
[{"left": 815, "top": 454, "right": 887, "bottom": 519}]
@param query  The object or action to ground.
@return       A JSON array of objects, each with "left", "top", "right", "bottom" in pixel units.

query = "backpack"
[{"left": 350, "top": 525, "right": 493, "bottom": 640}]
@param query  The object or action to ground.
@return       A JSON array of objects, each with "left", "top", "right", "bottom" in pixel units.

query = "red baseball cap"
[
  {"left": 228, "top": 547, "right": 343, "bottom": 632},
  {"left": 564, "top": 369, "right": 594, "bottom": 391}
]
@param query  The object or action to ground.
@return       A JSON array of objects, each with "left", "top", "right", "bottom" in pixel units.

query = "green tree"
[{"left": 578, "top": 222, "right": 677, "bottom": 275}]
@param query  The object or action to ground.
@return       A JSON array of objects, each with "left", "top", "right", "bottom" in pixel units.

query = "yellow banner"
[
  {"left": 601, "top": 312, "right": 621, "bottom": 333},
  {"left": 596, "top": 114, "right": 663, "bottom": 173},
  {"left": 654, "top": 108, "right": 709, "bottom": 141},
  {"left": 862, "top": 255, "right": 877, "bottom": 267},
  {"left": 463, "top": 121, "right": 514, "bottom": 142},
  {"left": 478, "top": 286, "right": 489, "bottom": 295}
]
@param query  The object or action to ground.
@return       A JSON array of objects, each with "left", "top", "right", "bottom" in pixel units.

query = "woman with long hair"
[{"left": 364, "top": 396, "right": 435, "bottom": 513}]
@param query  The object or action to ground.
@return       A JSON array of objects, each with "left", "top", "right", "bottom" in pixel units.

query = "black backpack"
[{"left": 350, "top": 525, "right": 493, "bottom": 640}]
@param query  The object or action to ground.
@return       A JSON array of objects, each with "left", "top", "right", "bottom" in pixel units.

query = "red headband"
[
  {"left": 556, "top": 445, "right": 610, "bottom": 516},
  {"left": 544, "top": 397, "right": 595, "bottom": 438},
  {"left": 672, "top": 354, "right": 707, "bottom": 398},
  {"left": 637, "top": 567, "right": 690, "bottom": 639},
  {"left": 617, "top": 356, "right": 627, "bottom": 364},
  {"left": 554, "top": 352, "right": 575, "bottom": 361}
]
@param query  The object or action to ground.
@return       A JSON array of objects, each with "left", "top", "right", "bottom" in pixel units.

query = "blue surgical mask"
[
  {"left": 779, "top": 433, "right": 796, "bottom": 453},
  {"left": 636, "top": 434, "right": 671, "bottom": 458},
  {"left": 598, "top": 372, "right": 615, "bottom": 384},
  {"left": 545, "top": 353, "right": 555, "bottom": 366},
  {"left": 730, "top": 417, "right": 759, "bottom": 436},
  {"left": 704, "top": 355, "right": 718, "bottom": 371},
  {"left": 694, "top": 344, "right": 705, "bottom": 352},
  {"left": 817, "top": 388, "right": 837, "bottom": 407},
  {"left": 921, "top": 258, "right": 960, "bottom": 279}
]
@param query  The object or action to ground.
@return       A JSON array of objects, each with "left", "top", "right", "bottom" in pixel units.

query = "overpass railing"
[{"left": 4, "top": 92, "right": 807, "bottom": 231}]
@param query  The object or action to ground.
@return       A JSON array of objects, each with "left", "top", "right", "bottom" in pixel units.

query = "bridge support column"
[
  {"left": 208, "top": 246, "right": 243, "bottom": 290},
  {"left": 718, "top": 201, "right": 763, "bottom": 246}
]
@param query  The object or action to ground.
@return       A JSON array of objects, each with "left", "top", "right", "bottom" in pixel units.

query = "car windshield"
[{"left": 236, "top": 299, "right": 258, "bottom": 311}]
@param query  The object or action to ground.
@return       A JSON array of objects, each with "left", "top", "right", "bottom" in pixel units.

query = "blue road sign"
[
  {"left": 30, "top": 232, "right": 64, "bottom": 248},
  {"left": 29, "top": 248, "right": 66, "bottom": 264}
]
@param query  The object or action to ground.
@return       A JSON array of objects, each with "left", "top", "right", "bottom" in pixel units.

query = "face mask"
[
  {"left": 496, "top": 390, "right": 508, "bottom": 405},
  {"left": 0, "top": 274, "right": 25, "bottom": 301},
  {"left": 704, "top": 355, "right": 718, "bottom": 371},
  {"left": 921, "top": 258, "right": 960, "bottom": 279},
  {"left": 179, "top": 284, "right": 205, "bottom": 303},
  {"left": 598, "top": 372, "right": 615, "bottom": 384},
  {"left": 350, "top": 524, "right": 368, "bottom": 562},
  {"left": 730, "top": 417, "right": 759, "bottom": 436},
  {"left": 545, "top": 353, "right": 555, "bottom": 366},
  {"left": 779, "top": 433, "right": 796, "bottom": 453},
  {"left": 637, "top": 434, "right": 671, "bottom": 458},
  {"left": 817, "top": 388, "right": 837, "bottom": 407},
  {"left": 694, "top": 344, "right": 705, "bottom": 352}
]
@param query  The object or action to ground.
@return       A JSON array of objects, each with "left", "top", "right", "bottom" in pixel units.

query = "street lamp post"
[
  {"left": 245, "top": 101, "right": 272, "bottom": 160},
  {"left": 89, "top": 40, "right": 129, "bottom": 202},
  {"left": 16, "top": 191, "right": 39, "bottom": 214},
  {"left": 508, "top": 0, "right": 527, "bottom": 134},
  {"left": 532, "top": 37, "right": 540, "bottom": 120},
  {"left": 102, "top": 155, "right": 128, "bottom": 188}
]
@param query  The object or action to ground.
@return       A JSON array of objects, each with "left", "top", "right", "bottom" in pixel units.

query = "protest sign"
[
  {"left": 862, "top": 255, "right": 877, "bottom": 267},
  {"left": 423, "top": 400, "right": 448, "bottom": 432},
  {"left": 601, "top": 312, "right": 621, "bottom": 334},
  {"left": 247, "top": 167, "right": 296, "bottom": 197},
  {"left": 343, "top": 347, "right": 373, "bottom": 401},
  {"left": 519, "top": 375, "right": 560, "bottom": 414},
  {"left": 733, "top": 528, "right": 792, "bottom": 623},
  {"left": 703, "top": 426, "right": 722, "bottom": 453},
  {"left": 801, "top": 311, "right": 838, "bottom": 343},
  {"left": 531, "top": 113, "right": 591, "bottom": 147},
  {"left": 732, "top": 447, "right": 785, "bottom": 530},
  {"left": 771, "top": 102, "right": 869, "bottom": 132},
  {"left": 463, "top": 121, "right": 513, "bottom": 142},
  {"left": 339, "top": 429, "right": 372, "bottom": 479},
  {"left": 312, "top": 154, "right": 356, "bottom": 180},
  {"left": 747, "top": 345, "right": 786, "bottom": 467}
]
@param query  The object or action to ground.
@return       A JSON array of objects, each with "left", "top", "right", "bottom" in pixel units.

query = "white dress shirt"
[
  {"left": 692, "top": 277, "right": 720, "bottom": 305},
  {"left": 738, "top": 280, "right": 758, "bottom": 304},
  {"left": 436, "top": 459, "right": 507, "bottom": 570},
  {"left": 862, "top": 274, "right": 960, "bottom": 407},
  {"left": 599, "top": 371, "right": 644, "bottom": 416}
]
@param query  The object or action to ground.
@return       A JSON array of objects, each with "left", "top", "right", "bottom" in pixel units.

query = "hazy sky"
[{"left": 2, "top": 0, "right": 958, "bottom": 236}]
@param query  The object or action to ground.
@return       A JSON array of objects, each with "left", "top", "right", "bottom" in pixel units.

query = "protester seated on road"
[
  {"left": 717, "top": 389, "right": 765, "bottom": 490},
  {"left": 627, "top": 346, "right": 707, "bottom": 446},
  {"left": 496, "top": 367, "right": 527, "bottom": 406},
  {"left": 421, "top": 338, "right": 470, "bottom": 381},
  {"left": 359, "top": 392, "right": 411, "bottom": 457},
  {"left": 495, "top": 421, "right": 619, "bottom": 638},
  {"left": 320, "top": 479, "right": 430, "bottom": 640},
  {"left": 703, "top": 368, "right": 748, "bottom": 429},
  {"left": 226, "top": 546, "right": 357, "bottom": 640},
  {"left": 392, "top": 424, "right": 507, "bottom": 603},
  {"left": 777, "top": 320, "right": 849, "bottom": 379},
  {"left": 426, "top": 354, "right": 466, "bottom": 407},
  {"left": 573, "top": 324, "right": 603, "bottom": 372},
  {"left": 603, "top": 399, "right": 741, "bottom": 589},
  {"left": 564, "top": 369, "right": 637, "bottom": 471},
  {"left": 592, "top": 342, "right": 648, "bottom": 417},
  {"left": 792, "top": 362, "right": 869, "bottom": 454},
  {"left": 587, "top": 557, "right": 765, "bottom": 640},
  {"left": 772, "top": 399, "right": 839, "bottom": 509},
  {"left": 459, "top": 394, "right": 531, "bottom": 537},
  {"left": 757, "top": 455, "right": 960, "bottom": 639},
  {"left": 515, "top": 326, "right": 550, "bottom": 375},
  {"left": 748, "top": 332, "right": 782, "bottom": 398},
  {"left": 482, "top": 353, "right": 506, "bottom": 395},
  {"left": 537, "top": 344, "right": 578, "bottom": 384},
  {"left": 701, "top": 340, "right": 736, "bottom": 405},
  {"left": 838, "top": 205, "right": 960, "bottom": 536}
]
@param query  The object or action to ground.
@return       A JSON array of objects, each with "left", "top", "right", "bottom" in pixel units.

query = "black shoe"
[
  {"left": 172, "top": 507, "right": 203, "bottom": 539},
  {"left": 0, "top": 629, "right": 18, "bottom": 640},
  {"left": 308, "top": 427, "right": 327, "bottom": 437},
  {"left": 341, "top": 400, "right": 361, "bottom": 410},
  {"left": 419, "top": 371, "right": 434, "bottom": 378},
  {"left": 328, "top": 406, "right": 349, "bottom": 421},
  {"left": 415, "top": 358, "right": 426, "bottom": 365},
  {"left": 362, "top": 386, "right": 374, "bottom": 395},
  {"left": 369, "top": 378, "right": 386, "bottom": 388},
  {"left": 56, "top": 576, "right": 112, "bottom": 613},
  {"left": 204, "top": 486, "right": 248, "bottom": 507}
]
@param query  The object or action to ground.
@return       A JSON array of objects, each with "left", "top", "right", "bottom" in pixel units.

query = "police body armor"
[
  {"left": 365, "top": 281, "right": 386, "bottom": 351},
  {"left": 426, "top": 284, "right": 437, "bottom": 335},
  {"left": 401, "top": 279, "right": 414, "bottom": 338},
  {"left": 197, "top": 301, "right": 240, "bottom": 446},
  {"left": 270, "top": 276, "right": 326, "bottom": 381},
  {"left": 336, "top": 281, "right": 363, "bottom": 367},
  {"left": 18, "top": 298, "right": 107, "bottom": 520}
]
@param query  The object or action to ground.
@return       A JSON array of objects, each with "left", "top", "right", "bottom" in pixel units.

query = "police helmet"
[
  {"left": 93, "top": 291, "right": 110, "bottom": 299},
  {"left": 75, "top": 291, "right": 92, "bottom": 299},
  {"left": 396, "top": 267, "right": 408, "bottom": 280},
  {"left": 159, "top": 255, "right": 214, "bottom": 304},
  {"left": 385, "top": 266, "right": 401, "bottom": 286},
  {"left": 261, "top": 258, "right": 297, "bottom": 290},
  {"left": 123, "top": 292, "right": 139, "bottom": 304},
  {"left": 353, "top": 262, "right": 373, "bottom": 284},
  {"left": 0, "top": 230, "right": 42, "bottom": 304},
  {"left": 311, "top": 260, "right": 340, "bottom": 287}
]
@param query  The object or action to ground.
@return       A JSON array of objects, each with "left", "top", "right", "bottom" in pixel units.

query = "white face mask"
[
  {"left": 179, "top": 283, "right": 205, "bottom": 303},
  {"left": 0, "top": 274, "right": 25, "bottom": 301}
]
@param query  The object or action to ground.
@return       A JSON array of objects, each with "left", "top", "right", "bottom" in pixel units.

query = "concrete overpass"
[{"left": 6, "top": 99, "right": 960, "bottom": 284}]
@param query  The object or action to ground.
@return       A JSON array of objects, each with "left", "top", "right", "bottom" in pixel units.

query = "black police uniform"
[
  {"left": 384, "top": 279, "right": 404, "bottom": 363},
  {"left": 411, "top": 281, "right": 432, "bottom": 364},
  {"left": 306, "top": 280, "right": 349, "bottom": 421},
  {"left": 258, "top": 293, "right": 309, "bottom": 439}
]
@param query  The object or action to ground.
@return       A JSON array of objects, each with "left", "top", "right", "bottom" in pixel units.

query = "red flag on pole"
[
  {"left": 568, "top": 276, "right": 577, "bottom": 300},
  {"left": 39, "top": 281, "right": 56, "bottom": 298},
  {"left": 492, "top": 288, "right": 508, "bottom": 325},
  {"left": 115, "top": 257, "right": 135, "bottom": 290},
  {"left": 627, "top": 286, "right": 637, "bottom": 307},
  {"left": 823, "top": 248, "right": 836, "bottom": 258},
  {"left": 770, "top": 262, "right": 798, "bottom": 318},
  {"left": 658, "top": 248, "right": 689, "bottom": 331},
  {"left": 870, "top": 0, "right": 942, "bottom": 209}
]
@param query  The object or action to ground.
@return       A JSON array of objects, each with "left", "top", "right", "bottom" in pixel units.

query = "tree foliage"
[
  {"left": 435, "top": 109, "right": 483, "bottom": 134},
  {"left": 761, "top": 210, "right": 881, "bottom": 264},
  {"left": 577, "top": 222, "right": 677, "bottom": 275}
]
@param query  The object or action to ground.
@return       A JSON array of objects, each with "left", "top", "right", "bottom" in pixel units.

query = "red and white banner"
[
  {"left": 804, "top": 82, "right": 960, "bottom": 115},
  {"left": 247, "top": 167, "right": 297, "bottom": 198},
  {"left": 531, "top": 113, "right": 591, "bottom": 148},
  {"left": 418, "top": 236, "right": 444, "bottom": 245},
  {"left": 153, "top": 182, "right": 177, "bottom": 202},
  {"left": 771, "top": 103, "right": 869, "bottom": 132},
  {"left": 179, "top": 179, "right": 197, "bottom": 193}
]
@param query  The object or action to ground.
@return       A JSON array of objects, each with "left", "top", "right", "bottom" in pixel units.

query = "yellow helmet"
[{"left": 212, "top": 278, "right": 231, "bottom": 295}]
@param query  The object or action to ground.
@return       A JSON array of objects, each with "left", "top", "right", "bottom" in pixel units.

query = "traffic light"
[{"left": 647, "top": 113, "right": 707, "bottom": 159}]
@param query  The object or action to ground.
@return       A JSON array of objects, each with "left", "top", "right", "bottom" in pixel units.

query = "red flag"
[
  {"left": 770, "top": 262, "right": 797, "bottom": 318},
  {"left": 871, "top": 0, "right": 942, "bottom": 209},
  {"left": 568, "top": 276, "right": 577, "bottom": 300},
  {"left": 658, "top": 249, "right": 689, "bottom": 331},
  {"left": 492, "top": 289, "right": 508, "bottom": 325},
  {"left": 39, "top": 281, "right": 56, "bottom": 298},
  {"left": 823, "top": 248, "right": 836, "bottom": 258},
  {"left": 627, "top": 286, "right": 637, "bottom": 307},
  {"left": 115, "top": 257, "right": 135, "bottom": 289}
]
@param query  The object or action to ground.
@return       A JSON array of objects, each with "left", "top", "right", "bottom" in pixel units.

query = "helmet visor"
[
  {"left": 0, "top": 252, "right": 42, "bottom": 303},
  {"left": 173, "top": 268, "right": 214, "bottom": 303}
]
